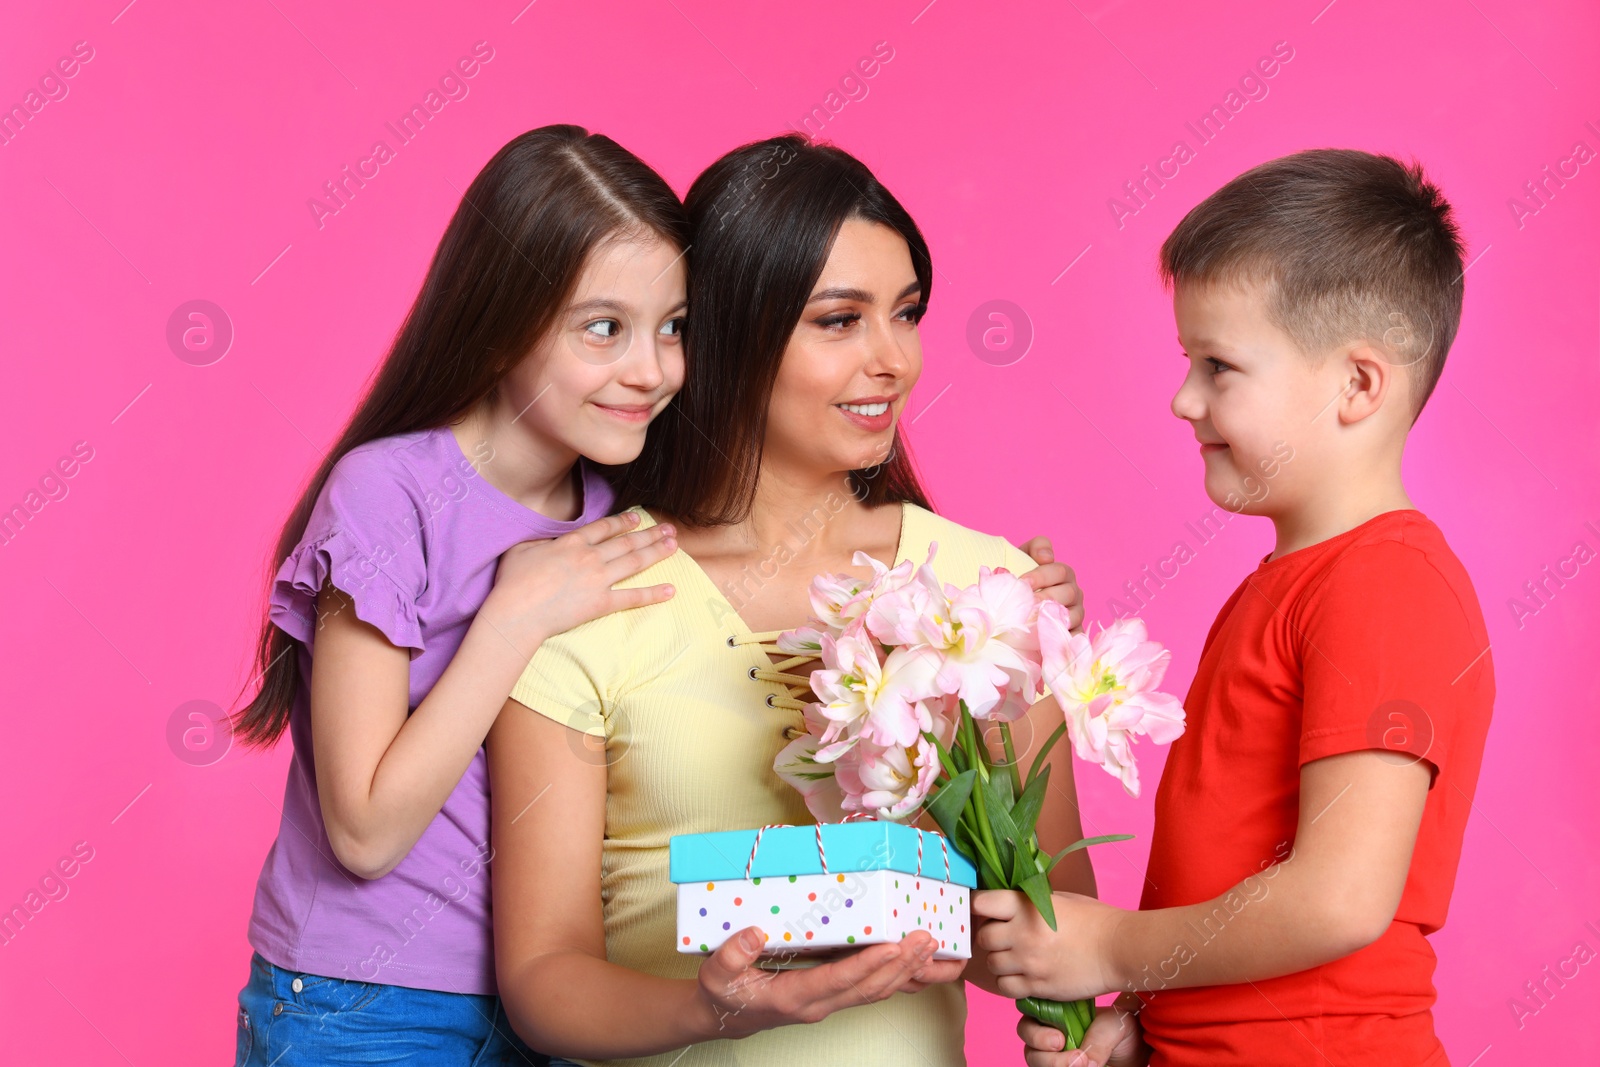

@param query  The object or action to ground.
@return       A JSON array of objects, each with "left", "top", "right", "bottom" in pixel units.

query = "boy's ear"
[{"left": 1335, "top": 343, "right": 1401, "bottom": 427}]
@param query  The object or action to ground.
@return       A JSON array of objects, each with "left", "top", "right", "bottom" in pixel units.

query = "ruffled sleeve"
[{"left": 267, "top": 447, "right": 428, "bottom": 654}]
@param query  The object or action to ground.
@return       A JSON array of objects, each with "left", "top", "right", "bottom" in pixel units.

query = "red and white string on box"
[{"left": 741, "top": 816, "right": 947, "bottom": 881}]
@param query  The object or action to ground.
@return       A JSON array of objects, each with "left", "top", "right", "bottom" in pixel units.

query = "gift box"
[{"left": 669, "top": 822, "right": 976, "bottom": 960}]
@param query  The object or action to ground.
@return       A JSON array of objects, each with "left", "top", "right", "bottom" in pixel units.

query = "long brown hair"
[
  {"left": 613, "top": 134, "right": 932, "bottom": 525},
  {"left": 234, "top": 125, "right": 688, "bottom": 747}
]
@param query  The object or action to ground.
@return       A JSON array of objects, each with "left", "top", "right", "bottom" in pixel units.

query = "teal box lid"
[{"left": 669, "top": 823, "right": 977, "bottom": 888}]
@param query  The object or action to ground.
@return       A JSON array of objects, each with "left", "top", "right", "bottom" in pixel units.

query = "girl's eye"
[
  {"left": 659, "top": 316, "right": 686, "bottom": 338},
  {"left": 815, "top": 312, "right": 860, "bottom": 330},
  {"left": 584, "top": 319, "right": 623, "bottom": 340},
  {"left": 896, "top": 302, "right": 928, "bottom": 323}
]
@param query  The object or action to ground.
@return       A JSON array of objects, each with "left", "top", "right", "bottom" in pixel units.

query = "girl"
[
  {"left": 486, "top": 135, "right": 1095, "bottom": 1066},
  {"left": 232, "top": 125, "right": 687, "bottom": 1065}
]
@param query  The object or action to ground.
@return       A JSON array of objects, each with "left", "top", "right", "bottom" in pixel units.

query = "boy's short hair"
[{"left": 1160, "top": 148, "right": 1466, "bottom": 415}]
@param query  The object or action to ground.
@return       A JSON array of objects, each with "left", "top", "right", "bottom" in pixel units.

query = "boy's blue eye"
[{"left": 1206, "top": 357, "right": 1231, "bottom": 375}]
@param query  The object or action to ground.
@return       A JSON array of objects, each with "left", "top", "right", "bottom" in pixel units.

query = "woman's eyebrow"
[
  {"left": 807, "top": 286, "right": 873, "bottom": 304},
  {"left": 806, "top": 281, "right": 922, "bottom": 305}
]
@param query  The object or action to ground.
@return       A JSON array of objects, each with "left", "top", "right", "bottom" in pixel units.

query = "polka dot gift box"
[{"left": 668, "top": 821, "right": 975, "bottom": 960}]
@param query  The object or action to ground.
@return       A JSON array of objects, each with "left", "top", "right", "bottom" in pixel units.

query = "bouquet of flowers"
[{"left": 774, "top": 545, "right": 1186, "bottom": 1048}]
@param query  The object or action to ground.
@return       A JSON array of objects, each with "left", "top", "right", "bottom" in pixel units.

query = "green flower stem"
[
  {"left": 960, "top": 708, "right": 1003, "bottom": 876},
  {"left": 963, "top": 707, "right": 992, "bottom": 784},
  {"left": 999, "top": 721, "right": 1024, "bottom": 799}
]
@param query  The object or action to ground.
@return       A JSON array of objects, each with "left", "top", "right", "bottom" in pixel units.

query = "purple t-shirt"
[{"left": 247, "top": 426, "right": 615, "bottom": 994}]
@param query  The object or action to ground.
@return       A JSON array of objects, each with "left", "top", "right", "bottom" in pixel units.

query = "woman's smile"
[{"left": 835, "top": 394, "right": 897, "bottom": 432}]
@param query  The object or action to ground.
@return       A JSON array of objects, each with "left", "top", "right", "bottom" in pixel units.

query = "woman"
[{"left": 486, "top": 135, "right": 1096, "bottom": 1066}]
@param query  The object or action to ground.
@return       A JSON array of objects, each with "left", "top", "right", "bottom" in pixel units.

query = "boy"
[{"left": 974, "top": 149, "right": 1495, "bottom": 1066}]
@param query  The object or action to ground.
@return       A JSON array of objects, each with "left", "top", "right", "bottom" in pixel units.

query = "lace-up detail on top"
[{"left": 731, "top": 631, "right": 819, "bottom": 739}]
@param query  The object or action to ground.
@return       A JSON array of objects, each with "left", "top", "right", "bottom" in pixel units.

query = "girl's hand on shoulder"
[
  {"left": 482, "top": 512, "right": 678, "bottom": 654},
  {"left": 1016, "top": 536, "right": 1084, "bottom": 633},
  {"left": 693, "top": 927, "right": 954, "bottom": 1038}
]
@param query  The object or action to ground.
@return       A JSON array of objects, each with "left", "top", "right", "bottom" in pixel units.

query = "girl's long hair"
[
  {"left": 234, "top": 125, "right": 688, "bottom": 747},
  {"left": 612, "top": 134, "right": 933, "bottom": 525}
]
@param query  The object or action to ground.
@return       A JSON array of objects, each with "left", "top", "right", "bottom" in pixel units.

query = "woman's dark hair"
[
  {"left": 234, "top": 124, "right": 687, "bottom": 747},
  {"left": 612, "top": 134, "right": 933, "bottom": 526}
]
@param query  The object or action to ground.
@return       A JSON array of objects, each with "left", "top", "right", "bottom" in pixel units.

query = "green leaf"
[
  {"left": 922, "top": 729, "right": 959, "bottom": 782},
  {"left": 1008, "top": 763, "right": 1051, "bottom": 842},
  {"left": 1019, "top": 871, "right": 1058, "bottom": 932},
  {"left": 1046, "top": 833, "right": 1136, "bottom": 871},
  {"left": 1008, "top": 836, "right": 1044, "bottom": 890},
  {"left": 927, "top": 769, "right": 976, "bottom": 842},
  {"left": 1017, "top": 998, "right": 1085, "bottom": 1049},
  {"left": 976, "top": 852, "right": 1008, "bottom": 891},
  {"left": 949, "top": 735, "right": 971, "bottom": 775},
  {"left": 977, "top": 774, "right": 1021, "bottom": 876},
  {"left": 991, "top": 759, "right": 1015, "bottom": 810},
  {"left": 955, "top": 812, "right": 1006, "bottom": 887},
  {"left": 1025, "top": 721, "right": 1070, "bottom": 785}
]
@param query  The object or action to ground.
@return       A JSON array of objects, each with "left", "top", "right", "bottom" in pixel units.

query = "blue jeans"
[{"left": 235, "top": 952, "right": 548, "bottom": 1066}]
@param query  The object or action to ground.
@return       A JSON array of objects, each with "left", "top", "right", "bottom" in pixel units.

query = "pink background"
[{"left": 2, "top": 0, "right": 1596, "bottom": 1062}]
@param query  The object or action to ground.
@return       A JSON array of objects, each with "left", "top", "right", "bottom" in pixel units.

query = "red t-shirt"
[{"left": 1137, "top": 510, "right": 1494, "bottom": 1066}]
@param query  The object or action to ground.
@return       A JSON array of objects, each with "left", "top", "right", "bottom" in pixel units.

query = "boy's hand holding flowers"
[
  {"left": 1020, "top": 994, "right": 1149, "bottom": 1067},
  {"left": 973, "top": 888, "right": 1125, "bottom": 1003}
]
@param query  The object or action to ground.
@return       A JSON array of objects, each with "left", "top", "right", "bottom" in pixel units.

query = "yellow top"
[{"left": 510, "top": 503, "right": 1041, "bottom": 1067}]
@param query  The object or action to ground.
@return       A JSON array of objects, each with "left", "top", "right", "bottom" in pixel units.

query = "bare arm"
[
  {"left": 976, "top": 749, "right": 1431, "bottom": 1001},
  {"left": 311, "top": 513, "right": 676, "bottom": 879},
  {"left": 487, "top": 701, "right": 711, "bottom": 1053},
  {"left": 488, "top": 700, "right": 965, "bottom": 1059}
]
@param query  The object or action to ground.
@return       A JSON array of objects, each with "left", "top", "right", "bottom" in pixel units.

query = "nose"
[
  {"left": 617, "top": 330, "right": 667, "bottom": 392},
  {"left": 865, "top": 313, "right": 915, "bottom": 381},
  {"left": 1171, "top": 362, "right": 1205, "bottom": 423}
]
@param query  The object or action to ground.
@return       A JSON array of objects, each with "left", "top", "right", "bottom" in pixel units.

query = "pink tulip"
[
  {"left": 808, "top": 552, "right": 918, "bottom": 635},
  {"left": 835, "top": 733, "right": 945, "bottom": 821},
  {"left": 775, "top": 625, "right": 826, "bottom": 656},
  {"left": 940, "top": 566, "right": 1043, "bottom": 719},
  {"left": 809, "top": 625, "right": 942, "bottom": 752},
  {"left": 776, "top": 552, "right": 1184, "bottom": 822},
  {"left": 773, "top": 702, "right": 850, "bottom": 823},
  {"left": 808, "top": 572, "right": 872, "bottom": 633},
  {"left": 1037, "top": 605, "right": 1187, "bottom": 796}
]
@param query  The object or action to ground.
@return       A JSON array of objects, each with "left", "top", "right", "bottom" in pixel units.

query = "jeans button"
[
  {"left": 272, "top": 1002, "right": 283, "bottom": 1016},
  {"left": 291, "top": 977, "right": 303, "bottom": 993}
]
